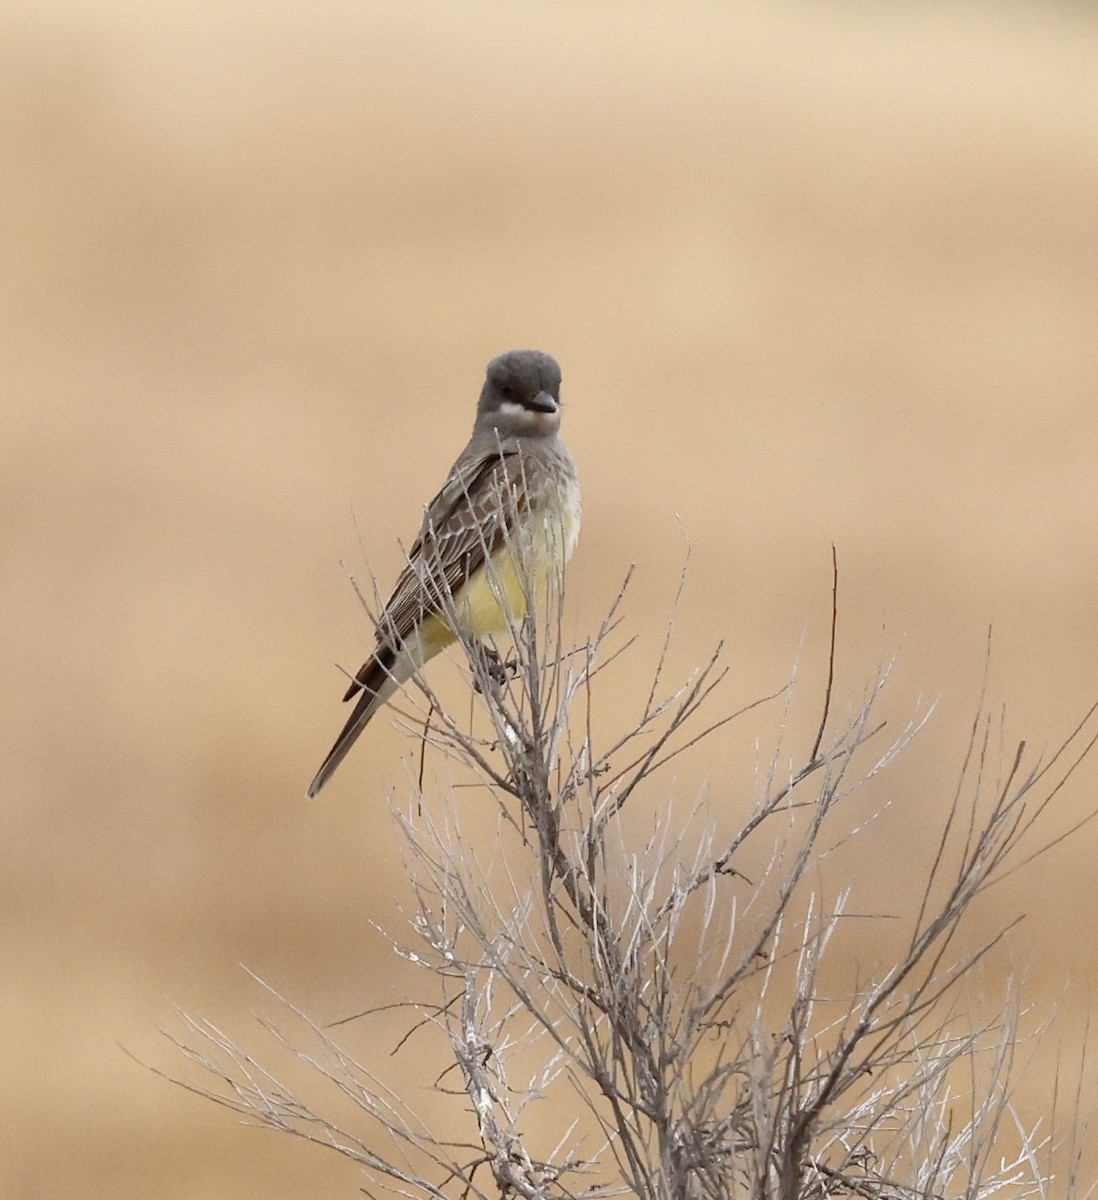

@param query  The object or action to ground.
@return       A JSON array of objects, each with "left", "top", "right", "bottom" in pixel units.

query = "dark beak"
[{"left": 527, "top": 391, "right": 558, "bottom": 414}]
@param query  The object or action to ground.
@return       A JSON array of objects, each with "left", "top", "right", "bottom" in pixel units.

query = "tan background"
[{"left": 4, "top": 0, "right": 1098, "bottom": 1194}]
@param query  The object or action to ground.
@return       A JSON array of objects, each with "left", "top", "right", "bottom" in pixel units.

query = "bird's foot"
[{"left": 474, "top": 645, "right": 519, "bottom": 693}]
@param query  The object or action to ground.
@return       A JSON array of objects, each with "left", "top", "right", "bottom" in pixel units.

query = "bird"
[{"left": 307, "top": 349, "right": 580, "bottom": 797}]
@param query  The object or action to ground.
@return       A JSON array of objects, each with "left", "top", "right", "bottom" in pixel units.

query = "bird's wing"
[{"left": 342, "top": 446, "right": 550, "bottom": 701}]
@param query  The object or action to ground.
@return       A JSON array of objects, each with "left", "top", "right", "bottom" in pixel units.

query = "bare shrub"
[{"left": 157, "top": 540, "right": 1098, "bottom": 1200}]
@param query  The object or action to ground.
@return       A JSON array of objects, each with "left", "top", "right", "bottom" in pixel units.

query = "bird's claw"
[{"left": 474, "top": 646, "right": 520, "bottom": 692}]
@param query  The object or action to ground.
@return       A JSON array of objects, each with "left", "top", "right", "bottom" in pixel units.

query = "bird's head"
[{"left": 475, "top": 349, "right": 564, "bottom": 439}]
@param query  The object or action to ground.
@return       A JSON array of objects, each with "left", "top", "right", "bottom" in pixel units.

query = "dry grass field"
[{"left": 3, "top": 1, "right": 1098, "bottom": 1194}]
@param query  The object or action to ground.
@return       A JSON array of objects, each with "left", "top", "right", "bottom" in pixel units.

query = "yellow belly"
[{"left": 423, "top": 492, "right": 579, "bottom": 649}]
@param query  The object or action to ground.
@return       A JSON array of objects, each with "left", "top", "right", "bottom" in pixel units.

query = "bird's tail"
[{"left": 307, "top": 650, "right": 398, "bottom": 797}]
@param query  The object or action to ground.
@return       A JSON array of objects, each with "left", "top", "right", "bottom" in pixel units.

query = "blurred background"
[{"left": 4, "top": 0, "right": 1098, "bottom": 1194}]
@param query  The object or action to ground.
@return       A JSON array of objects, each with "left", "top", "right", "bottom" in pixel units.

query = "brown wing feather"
[{"left": 342, "top": 448, "right": 545, "bottom": 701}]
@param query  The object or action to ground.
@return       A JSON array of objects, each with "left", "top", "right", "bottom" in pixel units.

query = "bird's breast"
[
  {"left": 448, "top": 477, "right": 580, "bottom": 641},
  {"left": 534, "top": 472, "right": 581, "bottom": 565}
]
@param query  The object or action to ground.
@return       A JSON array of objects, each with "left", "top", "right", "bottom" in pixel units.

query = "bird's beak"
[{"left": 528, "top": 391, "right": 558, "bottom": 414}]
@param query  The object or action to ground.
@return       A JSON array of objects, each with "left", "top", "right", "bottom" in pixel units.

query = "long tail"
[{"left": 307, "top": 650, "right": 396, "bottom": 797}]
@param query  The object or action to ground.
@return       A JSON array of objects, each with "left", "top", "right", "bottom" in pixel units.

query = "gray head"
[{"left": 475, "top": 350, "right": 564, "bottom": 439}]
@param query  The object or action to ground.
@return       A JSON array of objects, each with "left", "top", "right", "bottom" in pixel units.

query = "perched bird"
[{"left": 308, "top": 349, "right": 580, "bottom": 796}]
